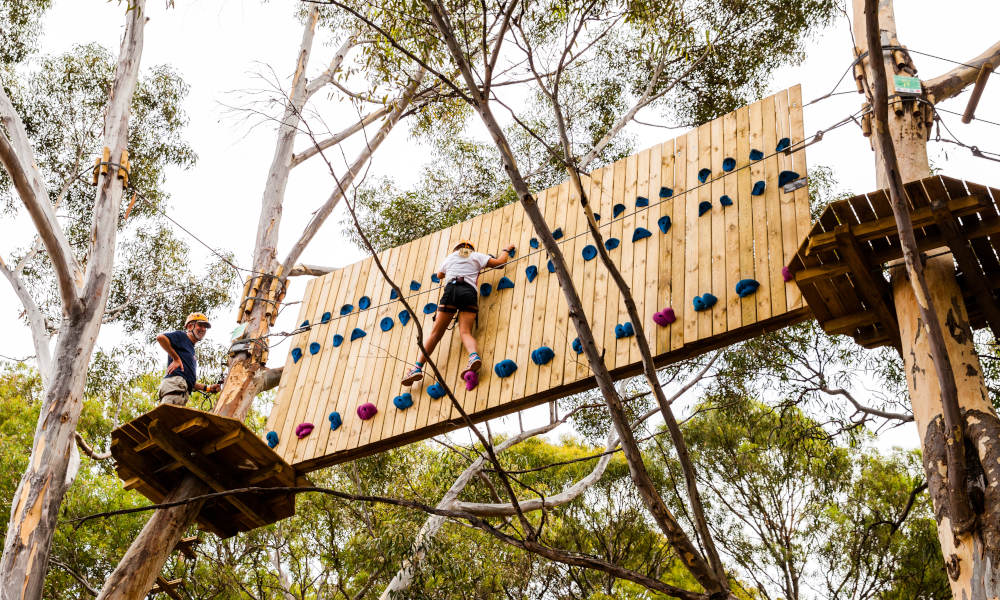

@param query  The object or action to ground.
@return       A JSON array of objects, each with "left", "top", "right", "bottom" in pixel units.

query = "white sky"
[{"left": 3, "top": 0, "right": 1000, "bottom": 446}]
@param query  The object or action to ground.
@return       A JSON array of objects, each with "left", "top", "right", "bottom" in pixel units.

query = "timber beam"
[{"left": 149, "top": 576, "right": 183, "bottom": 599}]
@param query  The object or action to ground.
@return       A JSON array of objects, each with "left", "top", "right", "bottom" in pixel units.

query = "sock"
[{"left": 415, "top": 360, "right": 423, "bottom": 368}]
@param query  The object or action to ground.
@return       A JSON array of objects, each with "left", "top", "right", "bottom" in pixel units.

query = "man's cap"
[
  {"left": 185, "top": 312, "right": 212, "bottom": 328},
  {"left": 454, "top": 239, "right": 475, "bottom": 251}
]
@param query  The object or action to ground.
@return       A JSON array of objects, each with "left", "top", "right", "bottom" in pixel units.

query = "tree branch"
[
  {"left": 923, "top": 40, "right": 1000, "bottom": 102},
  {"left": 0, "top": 255, "right": 53, "bottom": 380},
  {"left": 304, "top": 33, "right": 357, "bottom": 99},
  {"left": 822, "top": 386, "right": 914, "bottom": 423},
  {"left": 74, "top": 432, "right": 111, "bottom": 461},
  {"left": 50, "top": 558, "right": 98, "bottom": 596},
  {"left": 290, "top": 106, "right": 390, "bottom": 168}
]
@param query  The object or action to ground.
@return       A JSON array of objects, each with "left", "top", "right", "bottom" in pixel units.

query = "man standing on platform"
[{"left": 156, "top": 312, "right": 221, "bottom": 406}]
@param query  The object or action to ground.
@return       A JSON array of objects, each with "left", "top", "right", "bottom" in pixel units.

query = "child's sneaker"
[
  {"left": 467, "top": 352, "right": 482, "bottom": 372},
  {"left": 402, "top": 364, "right": 424, "bottom": 386}
]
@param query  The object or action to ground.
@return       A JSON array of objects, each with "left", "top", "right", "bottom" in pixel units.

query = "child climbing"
[{"left": 402, "top": 239, "right": 515, "bottom": 386}]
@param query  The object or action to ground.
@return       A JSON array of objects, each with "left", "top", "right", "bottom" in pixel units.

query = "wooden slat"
[
  {"left": 656, "top": 139, "right": 676, "bottom": 355},
  {"left": 736, "top": 104, "right": 756, "bottom": 326},
  {"left": 762, "top": 94, "right": 786, "bottom": 317},
  {"left": 671, "top": 133, "right": 688, "bottom": 352},
  {"left": 710, "top": 113, "right": 727, "bottom": 336},
  {"left": 644, "top": 143, "right": 663, "bottom": 358},
  {"left": 723, "top": 109, "right": 741, "bottom": 332},
  {"left": 619, "top": 151, "right": 639, "bottom": 366},
  {"left": 748, "top": 98, "right": 772, "bottom": 321},
  {"left": 697, "top": 120, "right": 714, "bottom": 340}
]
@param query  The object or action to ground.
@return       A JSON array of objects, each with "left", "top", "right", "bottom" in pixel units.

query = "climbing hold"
[
  {"left": 431, "top": 273, "right": 440, "bottom": 283},
  {"left": 526, "top": 265, "right": 538, "bottom": 282},
  {"left": 613, "top": 203, "right": 626, "bottom": 218},
  {"left": 380, "top": 317, "right": 394, "bottom": 332},
  {"left": 508, "top": 247, "right": 516, "bottom": 258},
  {"left": 300, "top": 320, "right": 310, "bottom": 328},
  {"left": 614, "top": 322, "right": 635, "bottom": 339},
  {"left": 497, "top": 276, "right": 515, "bottom": 290},
  {"left": 632, "top": 227, "right": 652, "bottom": 242},
  {"left": 427, "top": 382, "right": 446, "bottom": 399},
  {"left": 494, "top": 359, "right": 518, "bottom": 378},
  {"left": 463, "top": 369, "right": 479, "bottom": 391},
  {"left": 266, "top": 431, "right": 279, "bottom": 448},
  {"left": 309, "top": 342, "right": 321, "bottom": 355},
  {"left": 698, "top": 201, "right": 712, "bottom": 216},
  {"left": 735, "top": 278, "right": 761, "bottom": 297},
  {"left": 751, "top": 181, "right": 765, "bottom": 196},
  {"left": 593, "top": 213, "right": 601, "bottom": 221},
  {"left": 692, "top": 293, "right": 718, "bottom": 311},
  {"left": 547, "top": 260, "right": 555, "bottom": 273},
  {"left": 658, "top": 215, "right": 672, "bottom": 234},
  {"left": 333, "top": 334, "right": 344, "bottom": 347},
  {"left": 749, "top": 149, "right": 764, "bottom": 161},
  {"left": 636, "top": 196, "right": 649, "bottom": 207},
  {"left": 423, "top": 303, "right": 437, "bottom": 314},
  {"left": 531, "top": 346, "right": 555, "bottom": 365},
  {"left": 398, "top": 310, "right": 411, "bottom": 325},
  {"left": 652, "top": 307, "right": 676, "bottom": 326},
  {"left": 350, "top": 327, "right": 366, "bottom": 341},
  {"left": 582, "top": 245, "right": 598, "bottom": 261},
  {"left": 480, "top": 283, "right": 493, "bottom": 297},
  {"left": 321, "top": 312, "right": 331, "bottom": 324},
  {"left": 409, "top": 280, "right": 421, "bottom": 292},
  {"left": 328, "top": 411, "right": 342, "bottom": 431},
  {"left": 552, "top": 227, "right": 563, "bottom": 240},
  {"left": 698, "top": 168, "right": 711, "bottom": 183},
  {"left": 340, "top": 304, "right": 353, "bottom": 316},
  {"left": 719, "top": 195, "right": 733, "bottom": 207},
  {"left": 530, "top": 237, "right": 539, "bottom": 249},
  {"left": 358, "top": 296, "right": 371, "bottom": 310},
  {"left": 782, "top": 266, "right": 793, "bottom": 282},
  {"left": 778, "top": 170, "right": 800, "bottom": 188},
  {"left": 571, "top": 337, "right": 583, "bottom": 354},
  {"left": 291, "top": 347, "right": 303, "bottom": 363},
  {"left": 357, "top": 402, "right": 377, "bottom": 420},
  {"left": 390, "top": 289, "right": 399, "bottom": 300},
  {"left": 775, "top": 137, "right": 790, "bottom": 153},
  {"left": 659, "top": 186, "right": 673, "bottom": 198},
  {"left": 722, "top": 157, "right": 736, "bottom": 172},
  {"left": 393, "top": 393, "right": 413, "bottom": 410},
  {"left": 605, "top": 238, "right": 620, "bottom": 251},
  {"left": 295, "top": 422, "right": 314, "bottom": 438}
]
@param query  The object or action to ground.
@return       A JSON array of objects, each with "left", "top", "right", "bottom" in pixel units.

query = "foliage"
[{"left": 0, "top": 0, "right": 51, "bottom": 67}]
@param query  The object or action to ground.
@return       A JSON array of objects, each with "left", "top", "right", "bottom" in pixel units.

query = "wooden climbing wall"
[{"left": 267, "top": 85, "right": 812, "bottom": 472}]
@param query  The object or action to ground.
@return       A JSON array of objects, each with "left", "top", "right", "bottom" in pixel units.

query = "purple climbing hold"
[
  {"left": 295, "top": 422, "right": 314, "bottom": 438},
  {"left": 463, "top": 369, "right": 479, "bottom": 391},
  {"left": 357, "top": 402, "right": 377, "bottom": 420},
  {"left": 652, "top": 307, "right": 676, "bottom": 326},
  {"left": 782, "top": 266, "right": 793, "bottom": 282}
]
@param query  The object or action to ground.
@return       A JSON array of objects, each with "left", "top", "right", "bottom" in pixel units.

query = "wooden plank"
[
  {"left": 736, "top": 104, "right": 756, "bottom": 327},
  {"left": 710, "top": 114, "right": 727, "bottom": 336},
  {"left": 684, "top": 127, "right": 700, "bottom": 343},
  {"left": 775, "top": 89, "right": 800, "bottom": 310},
  {"left": 565, "top": 170, "right": 590, "bottom": 382},
  {"left": 697, "top": 120, "right": 714, "bottom": 340},
  {"left": 672, "top": 133, "right": 688, "bottom": 351},
  {"left": 545, "top": 182, "right": 572, "bottom": 386},
  {"left": 833, "top": 225, "right": 900, "bottom": 347},
  {"left": 522, "top": 188, "right": 550, "bottom": 400},
  {"left": 491, "top": 204, "right": 521, "bottom": 411},
  {"left": 618, "top": 151, "right": 639, "bottom": 368},
  {"left": 644, "top": 142, "right": 663, "bottom": 358},
  {"left": 788, "top": 84, "right": 811, "bottom": 301},
  {"left": 722, "top": 109, "right": 741, "bottom": 332},
  {"left": 512, "top": 202, "right": 542, "bottom": 403},
  {"left": 607, "top": 160, "right": 628, "bottom": 366},
  {"left": 588, "top": 169, "right": 613, "bottom": 373},
  {"left": 655, "top": 139, "right": 676, "bottom": 355},
  {"left": 761, "top": 93, "right": 786, "bottom": 318},
  {"left": 748, "top": 98, "right": 772, "bottom": 321}
]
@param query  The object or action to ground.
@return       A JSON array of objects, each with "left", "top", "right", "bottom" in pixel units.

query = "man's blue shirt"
[{"left": 163, "top": 330, "right": 197, "bottom": 392}]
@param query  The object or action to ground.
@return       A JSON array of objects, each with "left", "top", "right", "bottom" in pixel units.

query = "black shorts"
[{"left": 438, "top": 280, "right": 478, "bottom": 314}]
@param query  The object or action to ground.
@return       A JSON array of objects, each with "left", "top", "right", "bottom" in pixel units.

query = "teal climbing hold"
[
  {"left": 380, "top": 317, "right": 394, "bottom": 332},
  {"left": 526, "top": 265, "right": 538, "bottom": 282},
  {"left": 692, "top": 293, "right": 718, "bottom": 311},
  {"left": 431, "top": 273, "right": 440, "bottom": 283},
  {"left": 497, "top": 276, "right": 515, "bottom": 290},
  {"left": 309, "top": 342, "right": 320, "bottom": 355},
  {"left": 593, "top": 213, "right": 601, "bottom": 221},
  {"left": 778, "top": 170, "right": 800, "bottom": 188},
  {"left": 660, "top": 187, "right": 673, "bottom": 198},
  {"left": 605, "top": 238, "right": 620, "bottom": 251},
  {"left": 427, "top": 382, "right": 446, "bottom": 399},
  {"left": 494, "top": 359, "right": 518, "bottom": 378},
  {"left": 719, "top": 195, "right": 733, "bottom": 207},
  {"left": 751, "top": 181, "right": 765, "bottom": 196},
  {"left": 552, "top": 228, "right": 563, "bottom": 240},
  {"left": 358, "top": 296, "right": 371, "bottom": 310},
  {"left": 320, "top": 312, "right": 331, "bottom": 324},
  {"left": 735, "top": 278, "right": 761, "bottom": 297},
  {"left": 658, "top": 215, "right": 671, "bottom": 234},
  {"left": 547, "top": 260, "right": 555, "bottom": 273},
  {"left": 328, "top": 411, "right": 342, "bottom": 431},
  {"left": 722, "top": 157, "right": 736, "bottom": 172},
  {"left": 266, "top": 431, "right": 279, "bottom": 448},
  {"left": 632, "top": 227, "right": 652, "bottom": 242},
  {"left": 530, "top": 237, "right": 539, "bottom": 249},
  {"left": 480, "top": 283, "right": 492, "bottom": 297},
  {"left": 390, "top": 289, "right": 399, "bottom": 300},
  {"left": 582, "top": 245, "right": 597, "bottom": 261},
  {"left": 572, "top": 337, "right": 583, "bottom": 354},
  {"left": 410, "top": 280, "right": 421, "bottom": 291},
  {"left": 775, "top": 137, "right": 790, "bottom": 153},
  {"left": 614, "top": 322, "right": 635, "bottom": 338},
  {"left": 531, "top": 346, "right": 555, "bottom": 365},
  {"left": 636, "top": 196, "right": 649, "bottom": 207},
  {"left": 423, "top": 303, "right": 437, "bottom": 314},
  {"left": 398, "top": 310, "right": 410, "bottom": 326},
  {"left": 698, "top": 201, "right": 712, "bottom": 216},
  {"left": 698, "top": 168, "right": 711, "bottom": 183},
  {"left": 301, "top": 320, "right": 310, "bottom": 328},
  {"left": 333, "top": 334, "right": 344, "bottom": 347},
  {"left": 393, "top": 393, "right": 413, "bottom": 410},
  {"left": 749, "top": 149, "right": 764, "bottom": 161},
  {"left": 508, "top": 247, "right": 516, "bottom": 258},
  {"left": 291, "top": 348, "right": 303, "bottom": 363},
  {"left": 350, "top": 327, "right": 366, "bottom": 341},
  {"left": 613, "top": 203, "right": 626, "bottom": 218},
  {"left": 340, "top": 304, "right": 353, "bottom": 316}
]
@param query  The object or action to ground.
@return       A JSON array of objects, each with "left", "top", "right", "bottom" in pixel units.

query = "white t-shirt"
[{"left": 439, "top": 251, "right": 490, "bottom": 288}]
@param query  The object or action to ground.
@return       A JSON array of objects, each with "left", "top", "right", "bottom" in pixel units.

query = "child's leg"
[
  {"left": 457, "top": 310, "right": 478, "bottom": 355},
  {"left": 417, "top": 310, "right": 454, "bottom": 363}
]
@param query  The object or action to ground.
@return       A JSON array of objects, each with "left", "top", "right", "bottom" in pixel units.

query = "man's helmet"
[
  {"left": 185, "top": 312, "right": 212, "bottom": 328},
  {"left": 453, "top": 239, "right": 475, "bottom": 252}
]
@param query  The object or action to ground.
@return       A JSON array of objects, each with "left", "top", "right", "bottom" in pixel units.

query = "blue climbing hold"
[
  {"left": 749, "top": 149, "right": 764, "bottom": 161},
  {"left": 552, "top": 227, "right": 563, "bottom": 240},
  {"left": 398, "top": 310, "right": 411, "bottom": 326},
  {"left": 494, "top": 359, "right": 518, "bottom": 378},
  {"left": 333, "top": 334, "right": 344, "bottom": 347},
  {"left": 636, "top": 196, "right": 649, "bottom": 207},
  {"left": 692, "top": 293, "right": 718, "bottom": 311},
  {"left": 698, "top": 168, "right": 711, "bottom": 183},
  {"left": 735, "top": 278, "right": 761, "bottom": 297},
  {"left": 328, "top": 411, "right": 342, "bottom": 431},
  {"left": 531, "top": 346, "right": 555, "bottom": 365},
  {"left": 530, "top": 237, "right": 539, "bottom": 249},
  {"left": 615, "top": 322, "right": 635, "bottom": 339},
  {"left": 572, "top": 337, "right": 583, "bottom": 354},
  {"left": 380, "top": 317, "right": 394, "bottom": 332},
  {"left": 350, "top": 327, "right": 366, "bottom": 341},
  {"left": 309, "top": 342, "right": 321, "bottom": 355},
  {"left": 340, "top": 304, "right": 353, "bottom": 316},
  {"left": 775, "top": 137, "right": 790, "bottom": 153},
  {"left": 431, "top": 273, "right": 440, "bottom": 283},
  {"left": 526, "top": 265, "right": 538, "bottom": 282},
  {"left": 778, "top": 170, "right": 800, "bottom": 188},
  {"left": 291, "top": 348, "right": 303, "bottom": 363},
  {"left": 698, "top": 201, "right": 712, "bottom": 216},
  {"left": 301, "top": 320, "right": 310, "bottom": 328},
  {"left": 613, "top": 203, "right": 626, "bottom": 218},
  {"left": 752, "top": 181, "right": 765, "bottom": 196},
  {"left": 393, "top": 393, "right": 413, "bottom": 410},
  {"left": 593, "top": 213, "right": 601, "bottom": 221},
  {"left": 423, "top": 303, "right": 437, "bottom": 314},
  {"left": 660, "top": 187, "right": 674, "bottom": 198},
  {"left": 497, "top": 276, "right": 515, "bottom": 290},
  {"left": 658, "top": 215, "right": 672, "bottom": 234},
  {"left": 605, "top": 238, "right": 620, "bottom": 251},
  {"left": 320, "top": 312, "right": 331, "bottom": 324},
  {"left": 722, "top": 157, "right": 736, "bottom": 172},
  {"left": 508, "top": 247, "right": 516, "bottom": 258},
  {"left": 719, "top": 195, "right": 733, "bottom": 207},
  {"left": 410, "top": 280, "right": 421, "bottom": 291},
  {"left": 480, "top": 283, "right": 492, "bottom": 297},
  {"left": 266, "top": 431, "right": 279, "bottom": 448},
  {"left": 582, "top": 245, "right": 598, "bottom": 261},
  {"left": 632, "top": 227, "right": 652, "bottom": 242},
  {"left": 427, "top": 382, "right": 446, "bottom": 399},
  {"left": 390, "top": 289, "right": 399, "bottom": 300},
  {"left": 547, "top": 260, "right": 555, "bottom": 273},
  {"left": 358, "top": 296, "right": 371, "bottom": 310}
]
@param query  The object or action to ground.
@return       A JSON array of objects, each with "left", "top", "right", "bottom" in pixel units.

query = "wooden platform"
[
  {"left": 111, "top": 405, "right": 308, "bottom": 538},
  {"left": 787, "top": 175, "right": 1000, "bottom": 348}
]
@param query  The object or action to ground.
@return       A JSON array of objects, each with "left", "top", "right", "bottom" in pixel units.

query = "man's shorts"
[
  {"left": 438, "top": 280, "right": 478, "bottom": 314},
  {"left": 158, "top": 376, "right": 190, "bottom": 406}
]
